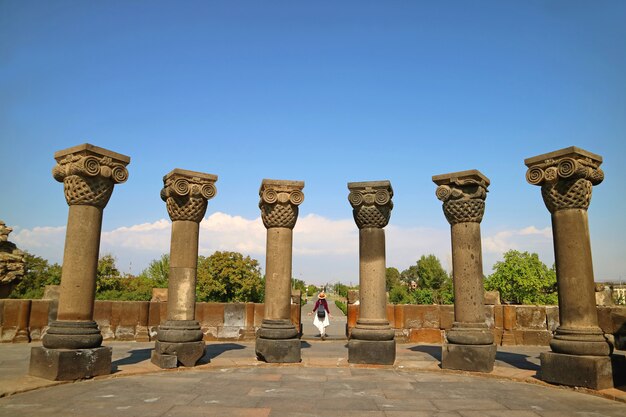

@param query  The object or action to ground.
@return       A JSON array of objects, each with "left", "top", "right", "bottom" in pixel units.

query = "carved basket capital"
[
  {"left": 162, "top": 169, "right": 218, "bottom": 223},
  {"left": 259, "top": 179, "right": 305, "bottom": 229},
  {"left": 347, "top": 180, "right": 393, "bottom": 229},
  {"left": 432, "top": 170, "right": 489, "bottom": 224}
]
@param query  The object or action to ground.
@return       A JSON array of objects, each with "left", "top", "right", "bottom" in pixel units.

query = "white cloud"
[{"left": 7, "top": 216, "right": 559, "bottom": 284}]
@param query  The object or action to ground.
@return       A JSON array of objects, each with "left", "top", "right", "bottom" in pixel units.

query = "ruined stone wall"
[
  {"left": 347, "top": 304, "right": 626, "bottom": 349},
  {"left": 0, "top": 299, "right": 301, "bottom": 343}
]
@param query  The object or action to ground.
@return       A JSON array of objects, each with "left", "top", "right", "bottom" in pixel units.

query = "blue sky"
[{"left": 1, "top": 1, "right": 625, "bottom": 285}]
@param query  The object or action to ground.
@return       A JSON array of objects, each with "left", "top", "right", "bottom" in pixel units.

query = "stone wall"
[
  {"left": 347, "top": 304, "right": 626, "bottom": 349},
  {"left": 0, "top": 299, "right": 301, "bottom": 343}
]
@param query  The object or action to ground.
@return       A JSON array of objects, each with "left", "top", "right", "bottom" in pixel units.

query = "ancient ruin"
[
  {"left": 152, "top": 169, "right": 217, "bottom": 368},
  {"left": 347, "top": 181, "right": 395, "bottom": 364},
  {"left": 255, "top": 179, "right": 304, "bottom": 363},
  {"left": 0, "top": 221, "right": 25, "bottom": 299},
  {"left": 29, "top": 144, "right": 129, "bottom": 380},
  {"left": 433, "top": 170, "right": 496, "bottom": 372},
  {"left": 525, "top": 146, "right": 614, "bottom": 389}
]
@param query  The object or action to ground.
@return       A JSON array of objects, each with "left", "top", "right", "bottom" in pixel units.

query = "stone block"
[
  {"left": 491, "top": 328, "right": 503, "bottom": 345},
  {"left": 195, "top": 302, "right": 224, "bottom": 327},
  {"left": 255, "top": 337, "right": 301, "bottom": 363},
  {"left": 386, "top": 304, "right": 395, "bottom": 326},
  {"left": 148, "top": 302, "right": 163, "bottom": 326},
  {"left": 484, "top": 305, "right": 495, "bottom": 328},
  {"left": 347, "top": 304, "right": 359, "bottom": 329},
  {"left": 393, "top": 304, "right": 405, "bottom": 329},
  {"left": 440, "top": 305, "right": 455, "bottom": 330},
  {"left": 150, "top": 351, "right": 177, "bottom": 368},
  {"left": 348, "top": 339, "right": 395, "bottom": 365},
  {"left": 546, "top": 306, "right": 560, "bottom": 332},
  {"left": 409, "top": 328, "right": 443, "bottom": 344},
  {"left": 493, "top": 305, "right": 504, "bottom": 329},
  {"left": 29, "top": 346, "right": 112, "bottom": 381},
  {"left": 347, "top": 290, "right": 359, "bottom": 304},
  {"left": 94, "top": 301, "right": 113, "bottom": 340},
  {"left": 539, "top": 351, "right": 613, "bottom": 390},
  {"left": 152, "top": 340, "right": 205, "bottom": 367},
  {"left": 442, "top": 342, "right": 496, "bottom": 372},
  {"left": 514, "top": 329, "right": 552, "bottom": 346},
  {"left": 290, "top": 303, "right": 300, "bottom": 327},
  {"left": 1, "top": 299, "right": 22, "bottom": 343},
  {"left": 484, "top": 291, "right": 501, "bottom": 305},
  {"left": 29, "top": 300, "right": 52, "bottom": 341},
  {"left": 404, "top": 305, "right": 440, "bottom": 329},
  {"left": 516, "top": 306, "right": 547, "bottom": 330},
  {"left": 151, "top": 288, "right": 168, "bottom": 302},
  {"left": 254, "top": 303, "right": 264, "bottom": 327},
  {"left": 42, "top": 285, "right": 61, "bottom": 300},
  {"left": 503, "top": 305, "right": 516, "bottom": 330},
  {"left": 610, "top": 307, "right": 626, "bottom": 334}
]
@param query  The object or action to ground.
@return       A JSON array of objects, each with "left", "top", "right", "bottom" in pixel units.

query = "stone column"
[
  {"left": 433, "top": 170, "right": 495, "bottom": 372},
  {"left": 347, "top": 181, "right": 395, "bottom": 365},
  {"left": 255, "top": 179, "right": 304, "bottom": 363},
  {"left": 525, "top": 146, "right": 613, "bottom": 389},
  {"left": 151, "top": 169, "right": 217, "bottom": 368},
  {"left": 29, "top": 143, "right": 129, "bottom": 381}
]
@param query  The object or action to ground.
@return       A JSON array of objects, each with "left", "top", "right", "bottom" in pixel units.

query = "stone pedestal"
[
  {"left": 433, "top": 170, "right": 495, "bottom": 372},
  {"left": 255, "top": 179, "right": 304, "bottom": 363},
  {"left": 525, "top": 147, "right": 614, "bottom": 389},
  {"left": 347, "top": 181, "right": 395, "bottom": 365},
  {"left": 29, "top": 144, "right": 129, "bottom": 380},
  {"left": 152, "top": 169, "right": 217, "bottom": 368}
]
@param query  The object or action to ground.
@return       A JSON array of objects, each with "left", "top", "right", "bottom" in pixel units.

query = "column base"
[
  {"left": 43, "top": 320, "right": 103, "bottom": 349},
  {"left": 255, "top": 337, "right": 301, "bottom": 363},
  {"left": 539, "top": 351, "right": 613, "bottom": 390},
  {"left": 29, "top": 346, "right": 111, "bottom": 381},
  {"left": 151, "top": 340, "right": 205, "bottom": 368},
  {"left": 442, "top": 342, "right": 496, "bottom": 373},
  {"left": 348, "top": 339, "right": 396, "bottom": 365}
]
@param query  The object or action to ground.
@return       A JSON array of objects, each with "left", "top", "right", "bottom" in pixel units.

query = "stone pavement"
[{"left": 1, "top": 340, "right": 626, "bottom": 417}]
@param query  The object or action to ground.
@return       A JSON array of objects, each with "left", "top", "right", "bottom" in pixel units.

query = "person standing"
[{"left": 308, "top": 292, "right": 331, "bottom": 340}]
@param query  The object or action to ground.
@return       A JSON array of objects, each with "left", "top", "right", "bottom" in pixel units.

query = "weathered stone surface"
[
  {"left": 347, "top": 290, "right": 359, "bottom": 304},
  {"left": 440, "top": 305, "right": 455, "bottom": 330},
  {"left": 94, "top": 300, "right": 113, "bottom": 340},
  {"left": 442, "top": 342, "right": 496, "bottom": 373},
  {"left": 513, "top": 329, "right": 552, "bottom": 346},
  {"left": 484, "top": 291, "right": 501, "bottom": 305},
  {"left": 409, "top": 328, "right": 442, "bottom": 344},
  {"left": 152, "top": 340, "right": 205, "bottom": 367},
  {"left": 42, "top": 285, "right": 60, "bottom": 300},
  {"left": 404, "top": 305, "right": 440, "bottom": 329},
  {"left": 29, "top": 346, "right": 111, "bottom": 381},
  {"left": 516, "top": 306, "right": 547, "bottom": 330},
  {"left": 348, "top": 339, "right": 395, "bottom": 365},
  {"left": 539, "top": 351, "right": 613, "bottom": 390},
  {"left": 255, "top": 337, "right": 301, "bottom": 363},
  {"left": 28, "top": 300, "right": 52, "bottom": 341},
  {"left": 546, "top": 306, "right": 560, "bottom": 332},
  {"left": 525, "top": 147, "right": 611, "bottom": 360},
  {"left": 433, "top": 170, "right": 494, "bottom": 372},
  {"left": 347, "top": 181, "right": 395, "bottom": 364},
  {"left": 256, "top": 179, "right": 304, "bottom": 363},
  {"left": 0, "top": 221, "right": 25, "bottom": 298},
  {"left": 151, "top": 288, "right": 168, "bottom": 302}
]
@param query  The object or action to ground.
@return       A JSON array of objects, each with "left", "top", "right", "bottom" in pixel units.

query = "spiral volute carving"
[
  {"left": 162, "top": 172, "right": 217, "bottom": 223},
  {"left": 348, "top": 183, "right": 393, "bottom": 229},
  {"left": 434, "top": 180, "right": 488, "bottom": 225},
  {"left": 259, "top": 183, "right": 304, "bottom": 229},
  {"left": 53, "top": 152, "right": 129, "bottom": 208},
  {"left": 525, "top": 152, "right": 603, "bottom": 213}
]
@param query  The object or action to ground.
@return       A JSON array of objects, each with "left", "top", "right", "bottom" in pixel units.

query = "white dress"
[{"left": 313, "top": 310, "right": 330, "bottom": 336}]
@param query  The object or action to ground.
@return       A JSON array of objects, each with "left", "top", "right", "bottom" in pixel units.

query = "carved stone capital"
[
  {"left": 524, "top": 147, "right": 603, "bottom": 213},
  {"left": 161, "top": 169, "right": 218, "bottom": 223},
  {"left": 52, "top": 144, "right": 130, "bottom": 208},
  {"left": 347, "top": 180, "right": 393, "bottom": 229},
  {"left": 259, "top": 179, "right": 305, "bottom": 229},
  {"left": 432, "top": 170, "right": 489, "bottom": 224}
]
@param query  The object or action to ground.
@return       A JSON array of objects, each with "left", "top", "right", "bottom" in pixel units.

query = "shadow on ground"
[
  {"left": 495, "top": 351, "right": 540, "bottom": 371},
  {"left": 203, "top": 343, "right": 247, "bottom": 361},
  {"left": 111, "top": 348, "right": 153, "bottom": 372},
  {"left": 408, "top": 345, "right": 442, "bottom": 361}
]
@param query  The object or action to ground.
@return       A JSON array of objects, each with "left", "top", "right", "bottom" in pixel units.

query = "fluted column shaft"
[
  {"left": 525, "top": 147, "right": 609, "bottom": 356},
  {"left": 43, "top": 144, "right": 129, "bottom": 350}
]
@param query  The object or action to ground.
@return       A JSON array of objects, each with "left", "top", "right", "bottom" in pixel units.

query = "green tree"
[
  {"left": 196, "top": 251, "right": 264, "bottom": 302},
  {"left": 385, "top": 267, "right": 401, "bottom": 292},
  {"left": 139, "top": 254, "right": 169, "bottom": 288},
  {"left": 485, "top": 250, "right": 557, "bottom": 305},
  {"left": 96, "top": 254, "right": 122, "bottom": 293},
  {"left": 400, "top": 264, "right": 419, "bottom": 286},
  {"left": 416, "top": 254, "right": 449, "bottom": 290},
  {"left": 333, "top": 282, "right": 349, "bottom": 298},
  {"left": 9, "top": 252, "right": 62, "bottom": 299},
  {"left": 389, "top": 285, "right": 410, "bottom": 304}
]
